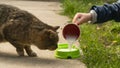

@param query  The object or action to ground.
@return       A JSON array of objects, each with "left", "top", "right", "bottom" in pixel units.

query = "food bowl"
[{"left": 55, "top": 43, "right": 80, "bottom": 59}]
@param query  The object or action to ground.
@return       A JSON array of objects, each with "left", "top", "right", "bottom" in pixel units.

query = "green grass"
[
  {"left": 61, "top": 0, "right": 120, "bottom": 68},
  {"left": 61, "top": 0, "right": 103, "bottom": 19}
]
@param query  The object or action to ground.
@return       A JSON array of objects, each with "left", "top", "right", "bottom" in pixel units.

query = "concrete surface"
[{"left": 0, "top": 1, "right": 86, "bottom": 68}]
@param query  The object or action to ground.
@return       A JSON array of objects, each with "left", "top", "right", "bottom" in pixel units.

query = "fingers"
[
  {"left": 72, "top": 13, "right": 92, "bottom": 25},
  {"left": 75, "top": 17, "right": 85, "bottom": 25},
  {"left": 72, "top": 13, "right": 82, "bottom": 25}
]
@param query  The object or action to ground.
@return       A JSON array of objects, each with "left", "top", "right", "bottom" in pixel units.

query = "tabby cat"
[{"left": 0, "top": 4, "right": 59, "bottom": 57}]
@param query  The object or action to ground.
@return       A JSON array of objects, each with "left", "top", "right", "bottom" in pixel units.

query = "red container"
[{"left": 62, "top": 24, "right": 80, "bottom": 40}]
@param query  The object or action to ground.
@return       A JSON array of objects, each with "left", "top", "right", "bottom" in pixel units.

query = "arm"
[
  {"left": 91, "top": 3, "right": 120, "bottom": 23},
  {"left": 72, "top": 3, "right": 120, "bottom": 25}
]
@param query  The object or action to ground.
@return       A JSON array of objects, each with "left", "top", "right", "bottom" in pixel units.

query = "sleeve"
[{"left": 91, "top": 3, "right": 120, "bottom": 23}]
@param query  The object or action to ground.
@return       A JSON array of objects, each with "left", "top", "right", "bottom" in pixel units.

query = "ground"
[{"left": 0, "top": 0, "right": 86, "bottom": 68}]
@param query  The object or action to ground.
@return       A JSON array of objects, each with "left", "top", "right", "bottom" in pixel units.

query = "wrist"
[{"left": 89, "top": 10, "right": 97, "bottom": 23}]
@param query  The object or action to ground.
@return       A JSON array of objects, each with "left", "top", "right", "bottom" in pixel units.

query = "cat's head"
[{"left": 32, "top": 26, "right": 59, "bottom": 50}]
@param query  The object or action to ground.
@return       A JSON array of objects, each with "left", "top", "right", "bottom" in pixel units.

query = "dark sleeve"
[{"left": 91, "top": 3, "right": 120, "bottom": 23}]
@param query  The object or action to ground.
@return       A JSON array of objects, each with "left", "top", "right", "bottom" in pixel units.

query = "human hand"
[{"left": 72, "top": 13, "right": 92, "bottom": 25}]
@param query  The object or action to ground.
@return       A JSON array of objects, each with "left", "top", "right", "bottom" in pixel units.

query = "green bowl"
[{"left": 55, "top": 43, "right": 80, "bottom": 59}]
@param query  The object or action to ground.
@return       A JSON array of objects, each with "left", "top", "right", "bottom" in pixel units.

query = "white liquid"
[
  {"left": 66, "top": 36, "right": 76, "bottom": 50},
  {"left": 58, "top": 49, "right": 77, "bottom": 52}
]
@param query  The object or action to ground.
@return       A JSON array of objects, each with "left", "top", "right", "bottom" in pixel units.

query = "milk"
[
  {"left": 66, "top": 36, "right": 76, "bottom": 50},
  {"left": 58, "top": 49, "right": 76, "bottom": 52}
]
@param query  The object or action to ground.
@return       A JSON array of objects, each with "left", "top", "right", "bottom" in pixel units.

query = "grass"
[
  {"left": 60, "top": 0, "right": 103, "bottom": 19},
  {"left": 61, "top": 0, "right": 120, "bottom": 68}
]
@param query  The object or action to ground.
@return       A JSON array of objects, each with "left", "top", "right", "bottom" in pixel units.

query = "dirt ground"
[{"left": 0, "top": 0, "right": 86, "bottom": 68}]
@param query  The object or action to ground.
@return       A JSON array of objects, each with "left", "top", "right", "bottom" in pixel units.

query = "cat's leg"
[
  {"left": 9, "top": 41, "right": 25, "bottom": 56},
  {"left": 24, "top": 46, "right": 37, "bottom": 57},
  {"left": 16, "top": 47, "right": 24, "bottom": 56}
]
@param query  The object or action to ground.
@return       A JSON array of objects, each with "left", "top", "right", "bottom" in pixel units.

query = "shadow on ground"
[
  {"left": 0, "top": 51, "right": 59, "bottom": 65},
  {"left": 0, "top": 51, "right": 81, "bottom": 67}
]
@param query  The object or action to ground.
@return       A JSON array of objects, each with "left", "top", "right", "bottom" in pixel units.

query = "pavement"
[{"left": 0, "top": 0, "right": 86, "bottom": 68}]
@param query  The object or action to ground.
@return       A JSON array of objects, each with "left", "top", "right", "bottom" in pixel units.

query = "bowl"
[{"left": 55, "top": 43, "right": 80, "bottom": 59}]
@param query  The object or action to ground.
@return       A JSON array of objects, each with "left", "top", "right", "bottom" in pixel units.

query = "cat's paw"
[
  {"left": 18, "top": 52, "right": 25, "bottom": 56},
  {"left": 28, "top": 52, "right": 37, "bottom": 57}
]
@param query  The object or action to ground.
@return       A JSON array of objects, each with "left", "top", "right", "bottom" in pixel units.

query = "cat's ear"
[{"left": 53, "top": 26, "right": 60, "bottom": 31}]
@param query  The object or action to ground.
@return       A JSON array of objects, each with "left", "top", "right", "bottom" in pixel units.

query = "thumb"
[
  {"left": 72, "top": 13, "right": 82, "bottom": 24},
  {"left": 75, "top": 17, "right": 85, "bottom": 25}
]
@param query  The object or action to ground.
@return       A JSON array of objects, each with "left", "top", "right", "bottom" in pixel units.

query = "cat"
[{"left": 0, "top": 4, "right": 59, "bottom": 57}]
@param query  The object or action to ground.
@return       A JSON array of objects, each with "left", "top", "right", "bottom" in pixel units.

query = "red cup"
[{"left": 62, "top": 24, "right": 80, "bottom": 40}]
